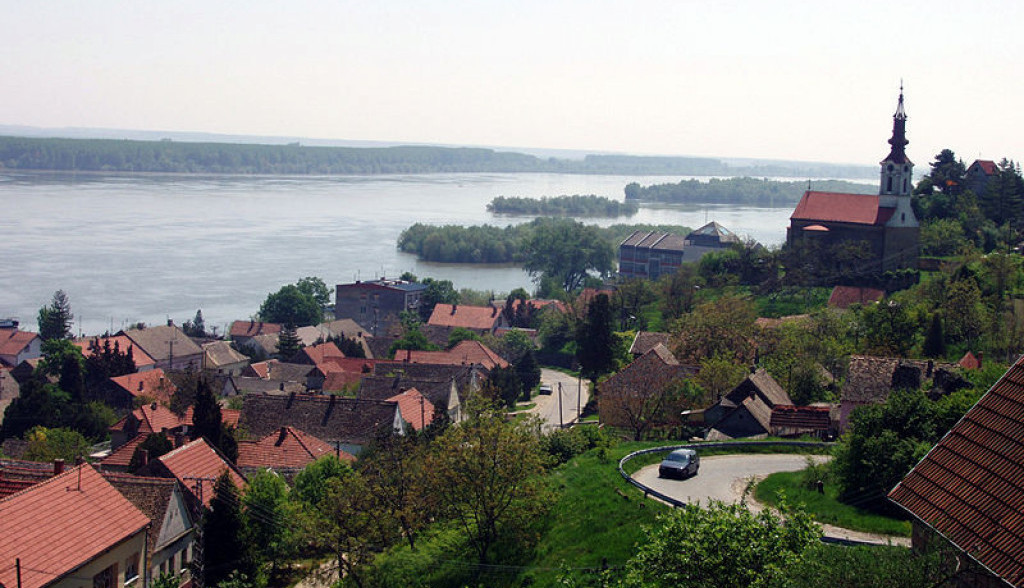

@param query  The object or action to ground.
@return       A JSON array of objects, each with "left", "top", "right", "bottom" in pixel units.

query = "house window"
[
  {"left": 92, "top": 565, "right": 115, "bottom": 588},
  {"left": 124, "top": 554, "right": 140, "bottom": 585}
]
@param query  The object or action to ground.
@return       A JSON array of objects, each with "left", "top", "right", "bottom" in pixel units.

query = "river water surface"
[{"left": 1, "top": 171, "right": 800, "bottom": 335}]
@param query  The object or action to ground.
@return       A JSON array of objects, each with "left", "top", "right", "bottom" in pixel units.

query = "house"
[
  {"left": 401, "top": 340, "right": 509, "bottom": 370},
  {"left": 334, "top": 278, "right": 428, "bottom": 336},
  {"left": 240, "top": 394, "right": 406, "bottom": 456},
  {"left": 827, "top": 285, "right": 886, "bottom": 309},
  {"left": 75, "top": 335, "right": 156, "bottom": 372},
  {"left": 959, "top": 351, "right": 983, "bottom": 370},
  {"left": 109, "top": 368, "right": 178, "bottom": 409},
  {"left": 101, "top": 431, "right": 176, "bottom": 473},
  {"left": 889, "top": 355, "right": 1024, "bottom": 587},
  {"left": 965, "top": 159, "right": 999, "bottom": 196},
  {"left": 0, "top": 325, "right": 41, "bottom": 368},
  {"left": 787, "top": 90, "right": 919, "bottom": 274},
  {"left": 427, "top": 304, "right": 505, "bottom": 339},
  {"left": 387, "top": 388, "right": 436, "bottom": 431},
  {"left": 142, "top": 438, "right": 246, "bottom": 509},
  {"left": 837, "top": 356, "right": 957, "bottom": 432},
  {"left": 122, "top": 324, "right": 204, "bottom": 371},
  {"left": 229, "top": 320, "right": 281, "bottom": 348},
  {"left": 0, "top": 463, "right": 151, "bottom": 588},
  {"left": 237, "top": 426, "right": 352, "bottom": 478},
  {"left": 290, "top": 341, "right": 346, "bottom": 366},
  {"left": 599, "top": 344, "right": 698, "bottom": 435},
  {"left": 618, "top": 222, "right": 741, "bottom": 280},
  {"left": 705, "top": 369, "right": 793, "bottom": 440},
  {"left": 102, "top": 472, "right": 196, "bottom": 585},
  {"left": 769, "top": 405, "right": 834, "bottom": 439},
  {"left": 295, "top": 319, "right": 373, "bottom": 357},
  {"left": 109, "top": 401, "right": 192, "bottom": 450},
  {"left": 0, "top": 457, "right": 65, "bottom": 498},
  {"left": 201, "top": 340, "right": 250, "bottom": 375},
  {"left": 628, "top": 331, "right": 670, "bottom": 357},
  {"left": 0, "top": 368, "right": 20, "bottom": 419},
  {"left": 224, "top": 375, "right": 307, "bottom": 397},
  {"left": 359, "top": 364, "right": 475, "bottom": 424}
]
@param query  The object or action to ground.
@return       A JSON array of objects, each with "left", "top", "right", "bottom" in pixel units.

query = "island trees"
[{"left": 523, "top": 218, "right": 614, "bottom": 293}]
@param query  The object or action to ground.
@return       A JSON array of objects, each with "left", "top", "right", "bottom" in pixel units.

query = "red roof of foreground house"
[
  {"left": 958, "top": 351, "right": 983, "bottom": 370},
  {"left": 237, "top": 426, "right": 350, "bottom": 471},
  {"left": 230, "top": 320, "right": 282, "bottom": 338},
  {"left": 828, "top": 285, "right": 886, "bottom": 309},
  {"left": 0, "top": 458, "right": 63, "bottom": 498},
  {"left": 428, "top": 304, "right": 502, "bottom": 331},
  {"left": 404, "top": 340, "right": 509, "bottom": 369},
  {"left": 110, "top": 368, "right": 177, "bottom": 404},
  {"left": 152, "top": 438, "right": 245, "bottom": 508},
  {"left": 0, "top": 463, "right": 150, "bottom": 588},
  {"left": 74, "top": 335, "right": 156, "bottom": 369},
  {"left": 387, "top": 388, "right": 435, "bottom": 431},
  {"left": 889, "top": 355, "right": 1024, "bottom": 587},
  {"left": 791, "top": 191, "right": 893, "bottom": 226}
]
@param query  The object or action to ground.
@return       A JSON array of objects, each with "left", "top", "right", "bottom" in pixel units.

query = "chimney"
[
  {"left": 53, "top": 459, "right": 65, "bottom": 475},
  {"left": 279, "top": 382, "right": 285, "bottom": 391},
  {"left": 75, "top": 456, "right": 85, "bottom": 466},
  {"left": 405, "top": 349, "right": 411, "bottom": 362},
  {"left": 167, "top": 318, "right": 174, "bottom": 327},
  {"left": 174, "top": 431, "right": 185, "bottom": 448},
  {"left": 139, "top": 449, "right": 149, "bottom": 467},
  {"left": 277, "top": 426, "right": 288, "bottom": 446},
  {"left": 150, "top": 401, "right": 158, "bottom": 410}
]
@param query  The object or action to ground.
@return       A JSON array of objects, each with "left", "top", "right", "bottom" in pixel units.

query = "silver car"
[{"left": 658, "top": 448, "right": 699, "bottom": 479}]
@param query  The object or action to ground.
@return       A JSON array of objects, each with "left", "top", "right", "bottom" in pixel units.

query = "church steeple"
[{"left": 879, "top": 85, "right": 914, "bottom": 197}]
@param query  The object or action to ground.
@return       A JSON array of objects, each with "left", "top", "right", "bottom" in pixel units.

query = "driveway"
[
  {"left": 529, "top": 368, "right": 590, "bottom": 431},
  {"left": 632, "top": 453, "right": 909, "bottom": 546}
]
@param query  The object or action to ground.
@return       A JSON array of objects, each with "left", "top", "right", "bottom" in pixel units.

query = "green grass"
[
  {"left": 518, "top": 443, "right": 671, "bottom": 586},
  {"left": 753, "top": 287, "right": 831, "bottom": 318},
  {"left": 755, "top": 470, "right": 911, "bottom": 537}
]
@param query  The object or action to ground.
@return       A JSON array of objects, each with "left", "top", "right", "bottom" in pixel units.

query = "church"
[{"left": 786, "top": 90, "right": 920, "bottom": 273}]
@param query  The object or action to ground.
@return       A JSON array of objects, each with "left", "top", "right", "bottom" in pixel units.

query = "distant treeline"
[
  {"left": 0, "top": 135, "right": 875, "bottom": 178},
  {"left": 487, "top": 195, "right": 638, "bottom": 217},
  {"left": 624, "top": 177, "right": 876, "bottom": 204},
  {"left": 397, "top": 218, "right": 690, "bottom": 264}
]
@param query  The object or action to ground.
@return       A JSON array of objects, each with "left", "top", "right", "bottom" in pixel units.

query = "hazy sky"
[{"left": 2, "top": 1, "right": 1022, "bottom": 165}]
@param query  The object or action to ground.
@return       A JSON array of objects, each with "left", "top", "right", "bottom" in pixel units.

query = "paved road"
[
  {"left": 530, "top": 368, "right": 590, "bottom": 431},
  {"left": 632, "top": 453, "right": 909, "bottom": 546}
]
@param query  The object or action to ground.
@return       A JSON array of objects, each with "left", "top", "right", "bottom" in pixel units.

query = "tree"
[
  {"left": 243, "top": 469, "right": 296, "bottom": 577},
  {"left": 418, "top": 277, "right": 459, "bottom": 321},
  {"left": 23, "top": 426, "right": 90, "bottom": 462},
  {"left": 483, "top": 365, "right": 523, "bottom": 409},
  {"left": 128, "top": 433, "right": 173, "bottom": 473},
  {"left": 859, "top": 299, "right": 918, "bottom": 356},
  {"left": 514, "top": 349, "right": 541, "bottom": 392},
  {"left": 576, "top": 293, "right": 616, "bottom": 388},
  {"left": 203, "top": 471, "right": 256, "bottom": 588},
  {"left": 620, "top": 500, "right": 820, "bottom": 588},
  {"left": 694, "top": 353, "right": 749, "bottom": 403},
  {"left": 296, "top": 276, "right": 332, "bottom": 308},
  {"left": 182, "top": 309, "right": 206, "bottom": 337},
  {"left": 446, "top": 326, "right": 481, "bottom": 349},
  {"left": 671, "top": 294, "right": 757, "bottom": 363},
  {"left": 84, "top": 337, "right": 137, "bottom": 392},
  {"left": 308, "top": 471, "right": 382, "bottom": 588},
  {"left": 427, "top": 405, "right": 550, "bottom": 564},
  {"left": 191, "top": 378, "right": 238, "bottom": 462},
  {"left": 658, "top": 263, "right": 702, "bottom": 321},
  {"left": 523, "top": 219, "right": 614, "bottom": 292},
  {"left": 259, "top": 284, "right": 323, "bottom": 327},
  {"left": 611, "top": 278, "right": 656, "bottom": 330},
  {"left": 941, "top": 279, "right": 985, "bottom": 344},
  {"left": 602, "top": 377, "right": 692, "bottom": 441},
  {"left": 359, "top": 433, "right": 433, "bottom": 550},
  {"left": 37, "top": 289, "right": 74, "bottom": 341},
  {"left": 922, "top": 312, "right": 946, "bottom": 358},
  {"left": 330, "top": 334, "right": 366, "bottom": 358},
  {"left": 276, "top": 322, "right": 303, "bottom": 359}
]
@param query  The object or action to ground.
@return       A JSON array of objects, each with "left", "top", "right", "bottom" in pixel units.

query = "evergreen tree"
[
  {"left": 922, "top": 313, "right": 946, "bottom": 358},
  {"left": 276, "top": 322, "right": 302, "bottom": 359},
  {"left": 576, "top": 293, "right": 615, "bottom": 389},
  {"left": 203, "top": 472, "right": 255, "bottom": 587},
  {"left": 84, "top": 338, "right": 137, "bottom": 392},
  {"left": 514, "top": 349, "right": 541, "bottom": 392},
  {"left": 192, "top": 378, "right": 222, "bottom": 443},
  {"left": 37, "top": 290, "right": 74, "bottom": 341},
  {"left": 182, "top": 309, "right": 206, "bottom": 337}
]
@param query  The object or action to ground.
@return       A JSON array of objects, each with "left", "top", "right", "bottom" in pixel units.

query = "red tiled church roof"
[
  {"left": 0, "top": 463, "right": 150, "bottom": 588},
  {"left": 791, "top": 191, "right": 894, "bottom": 226},
  {"left": 889, "top": 355, "right": 1024, "bottom": 586}
]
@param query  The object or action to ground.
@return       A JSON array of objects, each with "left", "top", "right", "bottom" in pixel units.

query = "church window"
[
  {"left": 902, "top": 213, "right": 906, "bottom": 222},
  {"left": 887, "top": 164, "right": 894, "bottom": 172},
  {"left": 903, "top": 178, "right": 908, "bottom": 192},
  {"left": 887, "top": 177, "right": 893, "bottom": 192}
]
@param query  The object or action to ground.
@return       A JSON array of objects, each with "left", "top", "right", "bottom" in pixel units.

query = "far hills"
[{"left": 0, "top": 127, "right": 874, "bottom": 178}]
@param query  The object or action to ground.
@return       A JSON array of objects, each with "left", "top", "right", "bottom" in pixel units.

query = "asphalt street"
[{"left": 529, "top": 368, "right": 590, "bottom": 431}]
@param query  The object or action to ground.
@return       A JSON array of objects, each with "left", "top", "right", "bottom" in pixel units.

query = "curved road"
[{"left": 529, "top": 368, "right": 590, "bottom": 431}]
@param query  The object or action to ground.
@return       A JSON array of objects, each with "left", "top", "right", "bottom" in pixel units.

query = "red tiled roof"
[
  {"left": 246, "top": 360, "right": 272, "bottom": 379},
  {"left": 101, "top": 432, "right": 164, "bottom": 469},
  {"left": 405, "top": 340, "right": 509, "bottom": 369},
  {"left": 0, "top": 458, "right": 60, "bottom": 498},
  {"left": 323, "top": 370, "right": 364, "bottom": 392},
  {"left": 230, "top": 320, "right": 282, "bottom": 338},
  {"left": 770, "top": 405, "right": 832, "bottom": 431},
  {"left": 294, "top": 342, "right": 345, "bottom": 366},
  {"left": 959, "top": 351, "right": 982, "bottom": 370},
  {"left": 0, "top": 463, "right": 150, "bottom": 588},
  {"left": 791, "top": 191, "right": 893, "bottom": 225},
  {"left": 971, "top": 160, "right": 998, "bottom": 175},
  {"left": 0, "top": 329, "right": 38, "bottom": 357},
  {"left": 111, "top": 402, "right": 192, "bottom": 434},
  {"left": 889, "top": 355, "right": 1024, "bottom": 586},
  {"left": 828, "top": 285, "right": 886, "bottom": 309},
  {"left": 74, "top": 335, "right": 156, "bottom": 369},
  {"left": 110, "top": 368, "right": 177, "bottom": 403},
  {"left": 387, "top": 388, "right": 435, "bottom": 431},
  {"left": 237, "top": 426, "right": 350, "bottom": 471},
  {"left": 155, "top": 438, "right": 245, "bottom": 508},
  {"left": 428, "top": 304, "right": 501, "bottom": 331}
]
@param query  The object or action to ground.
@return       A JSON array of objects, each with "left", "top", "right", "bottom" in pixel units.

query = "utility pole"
[
  {"left": 577, "top": 374, "right": 582, "bottom": 422},
  {"left": 557, "top": 382, "right": 563, "bottom": 428}
]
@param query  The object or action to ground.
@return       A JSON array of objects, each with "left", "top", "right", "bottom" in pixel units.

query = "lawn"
[{"left": 755, "top": 469, "right": 911, "bottom": 537}]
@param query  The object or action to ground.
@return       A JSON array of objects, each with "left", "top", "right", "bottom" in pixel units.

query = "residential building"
[
  {"left": 965, "top": 159, "right": 999, "bottom": 196},
  {"left": 427, "top": 303, "right": 504, "bottom": 340},
  {"left": 401, "top": 340, "right": 509, "bottom": 370},
  {"left": 334, "top": 278, "right": 427, "bottom": 336},
  {"left": 387, "top": 388, "right": 436, "bottom": 431},
  {"left": 200, "top": 340, "right": 250, "bottom": 375},
  {"left": 121, "top": 324, "right": 204, "bottom": 371},
  {"left": 0, "top": 325, "right": 41, "bottom": 368},
  {"left": 74, "top": 335, "right": 156, "bottom": 372},
  {"left": 599, "top": 344, "right": 698, "bottom": 435},
  {"left": 705, "top": 369, "right": 793, "bottom": 440},
  {"left": 787, "top": 90, "right": 919, "bottom": 273},
  {"left": 889, "top": 355, "right": 1024, "bottom": 587},
  {"left": 837, "top": 356, "right": 959, "bottom": 432},
  {"left": 142, "top": 438, "right": 246, "bottom": 509},
  {"left": 0, "top": 463, "right": 150, "bottom": 588},
  {"left": 769, "top": 405, "right": 835, "bottom": 439},
  {"left": 237, "top": 426, "right": 352, "bottom": 478},
  {"left": 618, "top": 222, "right": 740, "bottom": 280},
  {"left": 109, "top": 369, "right": 178, "bottom": 409},
  {"left": 628, "top": 331, "right": 670, "bottom": 358}
]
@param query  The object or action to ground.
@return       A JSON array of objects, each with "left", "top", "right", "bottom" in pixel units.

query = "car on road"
[
  {"left": 659, "top": 448, "right": 699, "bottom": 479},
  {"left": 538, "top": 384, "right": 553, "bottom": 395}
]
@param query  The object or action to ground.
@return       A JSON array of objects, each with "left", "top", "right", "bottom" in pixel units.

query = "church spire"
[{"left": 884, "top": 85, "right": 910, "bottom": 164}]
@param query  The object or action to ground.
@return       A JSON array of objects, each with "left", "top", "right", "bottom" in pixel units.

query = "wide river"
[{"left": 1, "top": 171, "right": 804, "bottom": 336}]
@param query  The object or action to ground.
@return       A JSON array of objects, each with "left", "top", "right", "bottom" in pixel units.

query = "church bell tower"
[{"left": 880, "top": 87, "right": 918, "bottom": 228}]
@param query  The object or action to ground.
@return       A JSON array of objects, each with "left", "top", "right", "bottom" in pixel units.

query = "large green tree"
[
  {"left": 243, "top": 469, "right": 297, "bottom": 578},
  {"left": 259, "top": 283, "right": 323, "bottom": 327},
  {"left": 576, "top": 293, "right": 616, "bottom": 387},
  {"left": 203, "top": 472, "right": 257, "bottom": 587},
  {"left": 37, "top": 289, "right": 74, "bottom": 341},
  {"left": 523, "top": 219, "right": 614, "bottom": 292}
]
